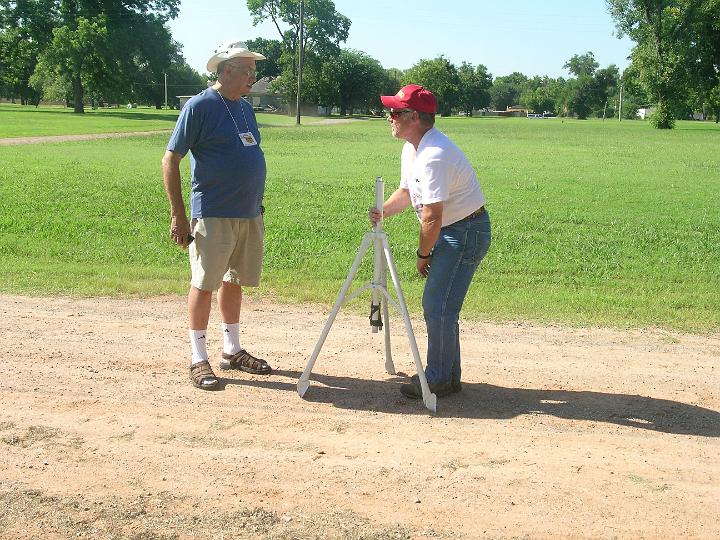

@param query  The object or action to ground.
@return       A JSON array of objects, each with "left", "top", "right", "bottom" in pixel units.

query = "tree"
[
  {"left": 115, "top": 17, "right": 178, "bottom": 108},
  {"left": 594, "top": 65, "right": 620, "bottom": 117},
  {"left": 563, "top": 52, "right": 597, "bottom": 119},
  {"left": 616, "top": 63, "right": 651, "bottom": 118},
  {"left": 558, "top": 51, "right": 622, "bottom": 119},
  {"left": 0, "top": 27, "right": 40, "bottom": 103},
  {"left": 547, "top": 77, "right": 571, "bottom": 115},
  {"left": 687, "top": 0, "right": 720, "bottom": 121},
  {"left": 606, "top": 0, "right": 704, "bottom": 128},
  {"left": 22, "top": 0, "right": 180, "bottom": 112},
  {"left": 247, "top": 0, "right": 350, "bottom": 78},
  {"left": 489, "top": 72, "right": 529, "bottom": 111},
  {"left": 246, "top": 37, "right": 284, "bottom": 78},
  {"left": 562, "top": 54, "right": 620, "bottom": 119},
  {"left": 707, "top": 85, "right": 720, "bottom": 121},
  {"left": 0, "top": 0, "right": 58, "bottom": 104},
  {"left": 312, "top": 49, "right": 385, "bottom": 115},
  {"left": 520, "top": 76, "right": 559, "bottom": 115},
  {"left": 565, "top": 76, "right": 599, "bottom": 119},
  {"left": 489, "top": 81, "right": 517, "bottom": 111},
  {"left": 35, "top": 14, "right": 111, "bottom": 112},
  {"left": 382, "top": 67, "right": 403, "bottom": 96},
  {"left": 403, "top": 56, "right": 460, "bottom": 116},
  {"left": 564, "top": 51, "right": 600, "bottom": 78},
  {"left": 456, "top": 62, "right": 492, "bottom": 116},
  {"left": 130, "top": 43, "right": 207, "bottom": 109}
]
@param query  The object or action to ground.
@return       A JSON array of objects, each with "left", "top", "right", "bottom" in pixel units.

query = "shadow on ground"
[{"left": 219, "top": 369, "right": 720, "bottom": 438}]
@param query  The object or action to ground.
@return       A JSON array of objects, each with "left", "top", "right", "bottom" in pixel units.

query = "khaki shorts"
[{"left": 189, "top": 216, "right": 264, "bottom": 291}]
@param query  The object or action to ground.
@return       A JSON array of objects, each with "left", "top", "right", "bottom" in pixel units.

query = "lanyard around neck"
[{"left": 216, "top": 88, "right": 251, "bottom": 139}]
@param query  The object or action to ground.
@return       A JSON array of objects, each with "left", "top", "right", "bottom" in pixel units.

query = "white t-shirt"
[{"left": 399, "top": 127, "right": 485, "bottom": 227}]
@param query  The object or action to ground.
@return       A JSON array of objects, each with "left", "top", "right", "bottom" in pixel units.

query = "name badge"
[{"left": 239, "top": 132, "right": 258, "bottom": 147}]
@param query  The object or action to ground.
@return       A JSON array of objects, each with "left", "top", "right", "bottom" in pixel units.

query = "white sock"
[
  {"left": 222, "top": 322, "right": 242, "bottom": 355},
  {"left": 189, "top": 329, "right": 209, "bottom": 366}
]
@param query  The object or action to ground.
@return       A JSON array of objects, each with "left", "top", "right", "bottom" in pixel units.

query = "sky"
[{"left": 168, "top": 0, "right": 634, "bottom": 79}]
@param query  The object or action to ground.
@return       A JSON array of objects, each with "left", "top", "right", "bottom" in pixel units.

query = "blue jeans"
[{"left": 422, "top": 211, "right": 491, "bottom": 385}]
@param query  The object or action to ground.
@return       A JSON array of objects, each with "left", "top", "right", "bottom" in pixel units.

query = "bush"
[{"left": 649, "top": 101, "right": 675, "bottom": 129}]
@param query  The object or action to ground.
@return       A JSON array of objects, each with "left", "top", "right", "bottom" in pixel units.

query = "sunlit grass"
[{"left": 0, "top": 115, "right": 718, "bottom": 331}]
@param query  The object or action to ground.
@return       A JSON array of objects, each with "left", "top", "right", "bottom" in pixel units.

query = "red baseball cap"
[{"left": 380, "top": 84, "right": 437, "bottom": 113}]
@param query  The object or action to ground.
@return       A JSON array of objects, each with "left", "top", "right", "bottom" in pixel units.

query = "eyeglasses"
[
  {"left": 387, "top": 109, "right": 414, "bottom": 119},
  {"left": 226, "top": 64, "right": 257, "bottom": 77}
]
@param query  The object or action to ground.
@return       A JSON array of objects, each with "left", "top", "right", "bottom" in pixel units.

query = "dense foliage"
[
  {"left": 607, "top": 0, "right": 720, "bottom": 128},
  {"left": 0, "top": 0, "right": 205, "bottom": 111}
]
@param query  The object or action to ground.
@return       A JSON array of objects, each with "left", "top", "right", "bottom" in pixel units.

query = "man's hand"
[
  {"left": 368, "top": 188, "right": 410, "bottom": 226},
  {"left": 416, "top": 255, "right": 431, "bottom": 278},
  {"left": 170, "top": 214, "right": 191, "bottom": 248},
  {"left": 368, "top": 206, "right": 381, "bottom": 226}
]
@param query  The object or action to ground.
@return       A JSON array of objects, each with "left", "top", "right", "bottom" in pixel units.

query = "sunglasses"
[{"left": 387, "top": 109, "right": 414, "bottom": 119}]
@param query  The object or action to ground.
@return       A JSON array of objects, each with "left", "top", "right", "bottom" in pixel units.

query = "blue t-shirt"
[{"left": 167, "top": 88, "right": 266, "bottom": 218}]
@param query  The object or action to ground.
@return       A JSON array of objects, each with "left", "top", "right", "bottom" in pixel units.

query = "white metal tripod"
[{"left": 297, "top": 177, "right": 437, "bottom": 413}]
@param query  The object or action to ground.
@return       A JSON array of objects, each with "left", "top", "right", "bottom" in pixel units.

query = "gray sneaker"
[{"left": 401, "top": 375, "right": 453, "bottom": 399}]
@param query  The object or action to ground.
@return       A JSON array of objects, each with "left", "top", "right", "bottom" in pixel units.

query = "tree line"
[
  {"left": 246, "top": 0, "right": 718, "bottom": 126},
  {"left": 237, "top": 1, "right": 628, "bottom": 119},
  {"left": 2, "top": 0, "right": 718, "bottom": 127},
  {"left": 243, "top": 1, "right": 626, "bottom": 119}
]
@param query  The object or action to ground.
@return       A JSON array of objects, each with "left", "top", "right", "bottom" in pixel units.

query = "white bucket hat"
[{"left": 206, "top": 40, "right": 266, "bottom": 72}]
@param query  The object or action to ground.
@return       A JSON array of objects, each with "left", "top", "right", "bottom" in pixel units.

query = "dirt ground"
[
  {"left": 1, "top": 293, "right": 718, "bottom": 539},
  {"left": 0, "top": 130, "right": 172, "bottom": 146}
]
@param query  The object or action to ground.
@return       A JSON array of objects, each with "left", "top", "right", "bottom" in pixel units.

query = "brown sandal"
[
  {"left": 189, "top": 360, "right": 219, "bottom": 390},
  {"left": 219, "top": 349, "right": 272, "bottom": 374}
]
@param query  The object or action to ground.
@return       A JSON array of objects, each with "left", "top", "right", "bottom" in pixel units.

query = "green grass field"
[
  {"left": 1, "top": 105, "right": 718, "bottom": 332},
  {"left": 0, "top": 103, "right": 321, "bottom": 137}
]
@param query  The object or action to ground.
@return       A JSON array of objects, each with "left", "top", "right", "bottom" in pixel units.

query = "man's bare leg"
[
  {"left": 188, "top": 286, "right": 213, "bottom": 329},
  {"left": 218, "top": 281, "right": 242, "bottom": 324}
]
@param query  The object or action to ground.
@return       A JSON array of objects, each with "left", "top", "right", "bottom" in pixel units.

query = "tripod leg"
[
  {"left": 381, "top": 262, "right": 395, "bottom": 374},
  {"left": 370, "top": 231, "right": 384, "bottom": 334},
  {"left": 298, "top": 235, "right": 373, "bottom": 398},
  {"left": 382, "top": 237, "right": 437, "bottom": 413}
]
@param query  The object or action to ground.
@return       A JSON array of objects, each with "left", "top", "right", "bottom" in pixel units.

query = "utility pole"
[
  {"left": 295, "top": 0, "right": 304, "bottom": 125},
  {"left": 164, "top": 72, "right": 168, "bottom": 109}
]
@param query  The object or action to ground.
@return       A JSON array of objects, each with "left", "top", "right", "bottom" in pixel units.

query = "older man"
[
  {"left": 162, "top": 41, "right": 272, "bottom": 390},
  {"left": 370, "top": 84, "right": 491, "bottom": 399}
]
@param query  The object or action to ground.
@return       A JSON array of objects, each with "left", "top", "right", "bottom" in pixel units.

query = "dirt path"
[
  {"left": 1, "top": 294, "right": 718, "bottom": 539},
  {"left": 0, "top": 118, "right": 362, "bottom": 146},
  {"left": 0, "top": 130, "right": 172, "bottom": 146}
]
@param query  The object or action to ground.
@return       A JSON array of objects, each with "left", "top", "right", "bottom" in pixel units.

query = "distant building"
[
  {"left": 176, "top": 77, "right": 282, "bottom": 112},
  {"left": 489, "top": 105, "right": 527, "bottom": 117},
  {"left": 637, "top": 107, "right": 654, "bottom": 120},
  {"left": 248, "top": 77, "right": 283, "bottom": 111},
  {"left": 176, "top": 95, "right": 195, "bottom": 109}
]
